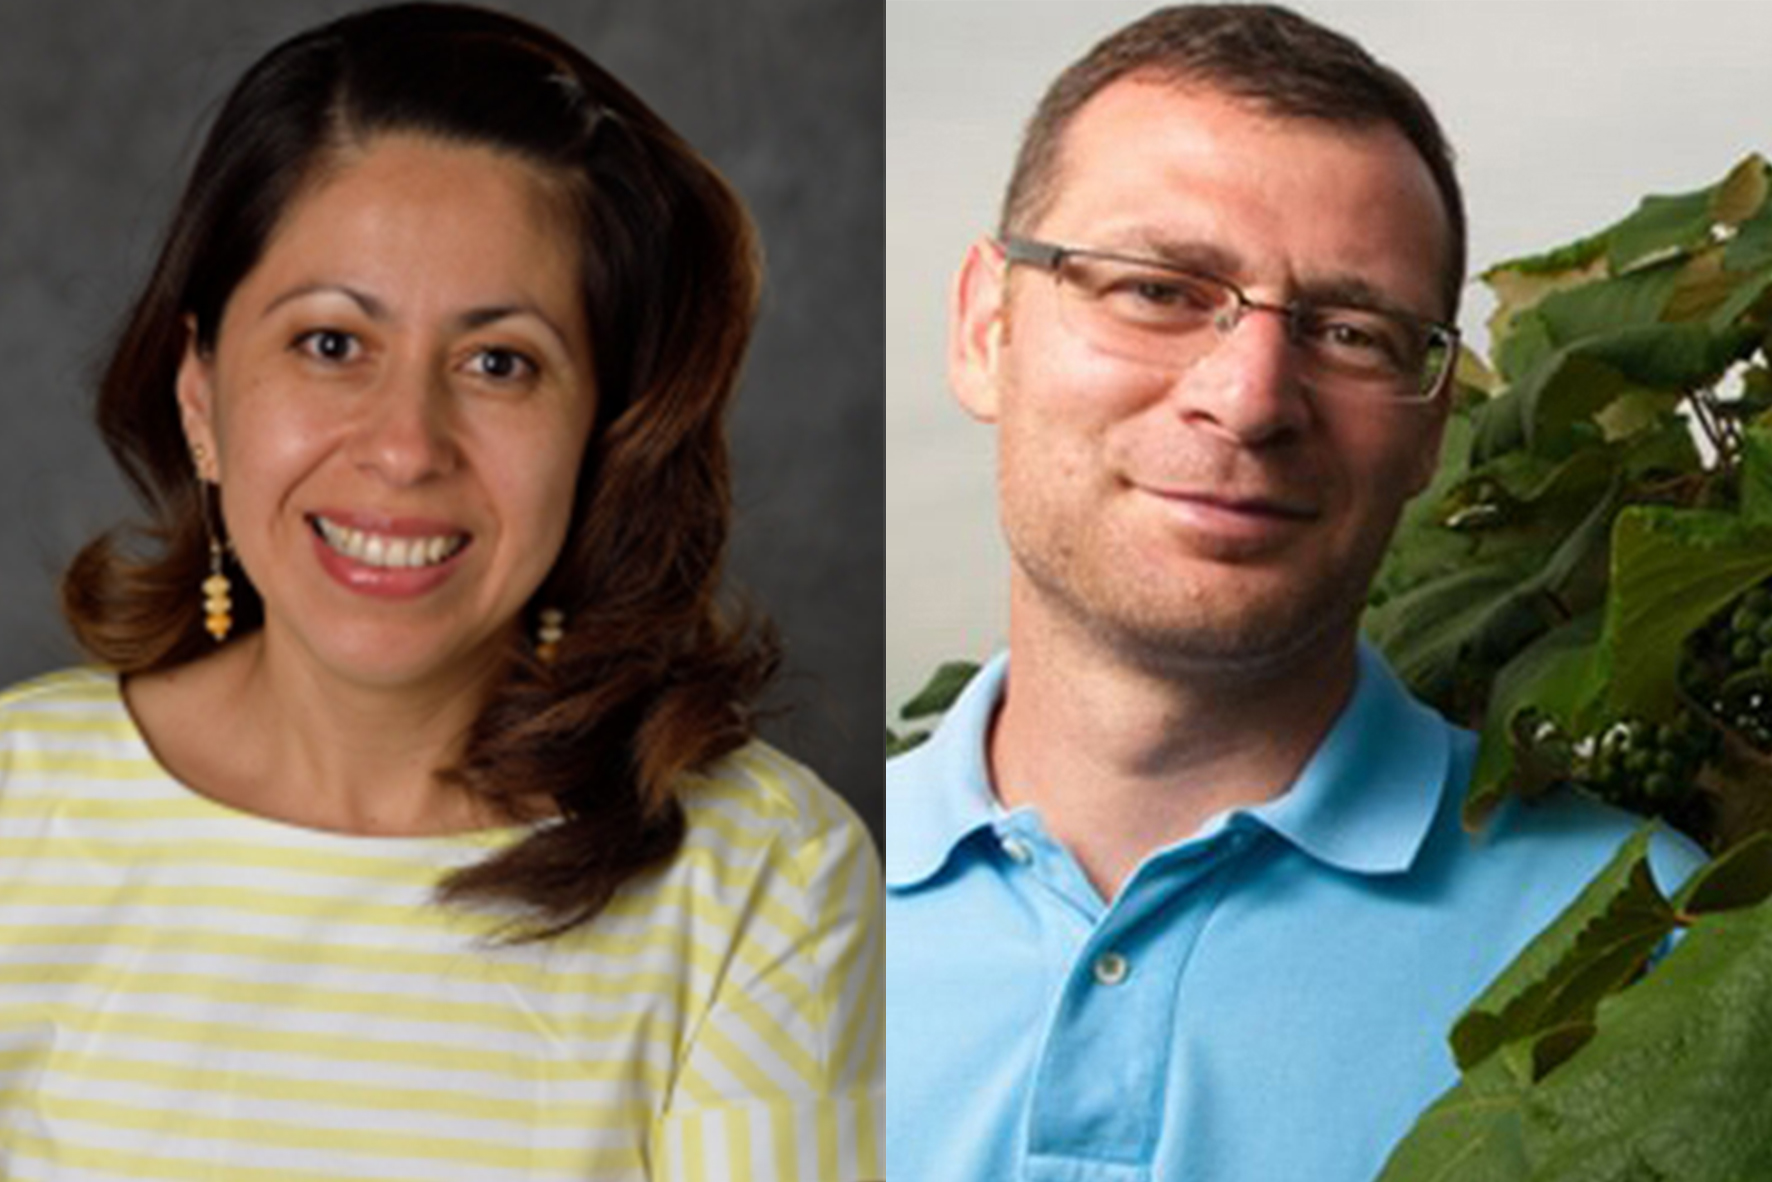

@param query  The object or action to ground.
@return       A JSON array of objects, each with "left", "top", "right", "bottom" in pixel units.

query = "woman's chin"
[{"left": 258, "top": 620, "right": 512, "bottom": 695}]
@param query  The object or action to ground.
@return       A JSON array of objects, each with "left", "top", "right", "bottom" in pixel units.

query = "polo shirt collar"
[
  {"left": 885, "top": 642, "right": 1451, "bottom": 888},
  {"left": 1242, "top": 642, "right": 1451, "bottom": 875},
  {"left": 885, "top": 654, "right": 1008, "bottom": 887}
]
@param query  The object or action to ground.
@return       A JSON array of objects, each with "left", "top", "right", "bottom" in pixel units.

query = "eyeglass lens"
[{"left": 1049, "top": 253, "right": 1450, "bottom": 400}]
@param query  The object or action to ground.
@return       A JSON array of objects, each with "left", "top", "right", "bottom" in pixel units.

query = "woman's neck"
[{"left": 124, "top": 630, "right": 512, "bottom": 837}]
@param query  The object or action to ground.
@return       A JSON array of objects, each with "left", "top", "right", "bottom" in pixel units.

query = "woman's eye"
[
  {"left": 293, "top": 329, "right": 360, "bottom": 364},
  {"left": 466, "top": 347, "right": 538, "bottom": 382}
]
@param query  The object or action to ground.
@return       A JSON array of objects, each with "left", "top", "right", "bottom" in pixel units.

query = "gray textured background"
[{"left": 0, "top": 0, "right": 883, "bottom": 835}]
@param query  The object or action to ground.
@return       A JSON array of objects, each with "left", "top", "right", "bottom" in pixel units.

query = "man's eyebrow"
[
  {"left": 1107, "top": 234, "right": 1244, "bottom": 278},
  {"left": 1294, "top": 275, "right": 1436, "bottom": 322}
]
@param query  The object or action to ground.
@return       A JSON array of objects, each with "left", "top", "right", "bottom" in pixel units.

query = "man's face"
[{"left": 951, "top": 79, "right": 1453, "bottom": 676}]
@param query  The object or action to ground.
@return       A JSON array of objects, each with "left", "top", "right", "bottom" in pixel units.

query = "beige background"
[{"left": 888, "top": 0, "right": 1772, "bottom": 715}]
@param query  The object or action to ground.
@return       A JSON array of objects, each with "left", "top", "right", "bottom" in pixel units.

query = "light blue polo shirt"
[{"left": 885, "top": 643, "right": 1705, "bottom": 1182}]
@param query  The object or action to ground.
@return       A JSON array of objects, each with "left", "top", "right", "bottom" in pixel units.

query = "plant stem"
[{"left": 1689, "top": 386, "right": 1743, "bottom": 471}]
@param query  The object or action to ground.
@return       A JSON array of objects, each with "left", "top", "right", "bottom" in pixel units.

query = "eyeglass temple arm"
[{"left": 999, "top": 236, "right": 1065, "bottom": 270}]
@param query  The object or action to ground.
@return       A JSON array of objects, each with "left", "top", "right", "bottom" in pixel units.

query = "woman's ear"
[
  {"left": 948, "top": 237, "right": 1011, "bottom": 424},
  {"left": 175, "top": 315, "right": 221, "bottom": 483}
]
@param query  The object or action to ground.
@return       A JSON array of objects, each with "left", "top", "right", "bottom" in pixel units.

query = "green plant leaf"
[
  {"left": 1363, "top": 559, "right": 1545, "bottom": 712},
  {"left": 1370, "top": 465, "right": 1620, "bottom": 721},
  {"left": 1527, "top": 1020, "right": 1598, "bottom": 1082},
  {"left": 1480, "top": 447, "right": 1618, "bottom": 508},
  {"left": 1742, "top": 425, "right": 1772, "bottom": 526},
  {"left": 897, "top": 660, "right": 982, "bottom": 721},
  {"left": 1600, "top": 507, "right": 1772, "bottom": 720},
  {"left": 1385, "top": 890, "right": 1772, "bottom": 1181},
  {"left": 1728, "top": 196, "right": 1772, "bottom": 272},
  {"left": 886, "top": 727, "right": 930, "bottom": 758},
  {"left": 1473, "top": 322, "right": 1740, "bottom": 463},
  {"left": 1711, "top": 153, "right": 1770, "bottom": 227},
  {"left": 1473, "top": 352, "right": 1635, "bottom": 463},
  {"left": 1536, "top": 262, "right": 1683, "bottom": 340},
  {"left": 1477, "top": 156, "right": 1763, "bottom": 285},
  {"left": 1484, "top": 229, "right": 1610, "bottom": 281},
  {"left": 1449, "top": 827, "right": 1674, "bottom": 1073},
  {"left": 1370, "top": 408, "right": 1481, "bottom": 610},
  {"left": 1378, "top": 156, "right": 1772, "bottom": 1182},
  {"left": 1464, "top": 612, "right": 1605, "bottom": 830},
  {"left": 1476, "top": 304, "right": 1759, "bottom": 466},
  {"left": 1673, "top": 830, "right": 1772, "bottom": 916},
  {"left": 1492, "top": 306, "right": 1560, "bottom": 385},
  {"left": 1707, "top": 262, "right": 1772, "bottom": 330},
  {"left": 1723, "top": 155, "right": 1772, "bottom": 272},
  {"left": 1374, "top": 1045, "right": 1534, "bottom": 1182},
  {"left": 1606, "top": 184, "right": 1717, "bottom": 273},
  {"left": 1516, "top": 899, "right": 1772, "bottom": 1178}
]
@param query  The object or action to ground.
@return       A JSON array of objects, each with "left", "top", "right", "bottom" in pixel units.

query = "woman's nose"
[{"left": 348, "top": 363, "right": 460, "bottom": 485}]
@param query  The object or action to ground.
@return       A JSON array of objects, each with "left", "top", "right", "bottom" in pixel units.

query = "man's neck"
[{"left": 990, "top": 585, "right": 1359, "bottom": 904}]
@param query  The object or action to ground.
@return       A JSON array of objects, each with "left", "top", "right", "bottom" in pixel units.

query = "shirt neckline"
[
  {"left": 885, "top": 641, "right": 1452, "bottom": 889},
  {"left": 88, "top": 667, "right": 536, "bottom": 853}
]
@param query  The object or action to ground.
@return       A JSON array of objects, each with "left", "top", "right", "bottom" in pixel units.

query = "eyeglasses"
[{"left": 1000, "top": 236, "right": 1459, "bottom": 403}]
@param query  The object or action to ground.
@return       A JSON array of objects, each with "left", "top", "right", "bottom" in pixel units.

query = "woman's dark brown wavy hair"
[{"left": 60, "top": 1, "right": 779, "bottom": 939}]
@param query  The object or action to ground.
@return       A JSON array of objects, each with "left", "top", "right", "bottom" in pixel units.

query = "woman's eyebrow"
[
  {"left": 261, "top": 283, "right": 573, "bottom": 346},
  {"left": 457, "top": 303, "right": 572, "bottom": 349},
  {"left": 260, "top": 282, "right": 388, "bottom": 322}
]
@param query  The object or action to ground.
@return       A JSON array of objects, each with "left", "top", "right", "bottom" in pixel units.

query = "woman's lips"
[{"left": 307, "top": 512, "right": 473, "bottom": 598}]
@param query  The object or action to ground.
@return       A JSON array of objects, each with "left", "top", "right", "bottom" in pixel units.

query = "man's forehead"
[
  {"left": 1034, "top": 77, "right": 1454, "bottom": 315},
  {"left": 1046, "top": 77, "right": 1398, "bottom": 205}
]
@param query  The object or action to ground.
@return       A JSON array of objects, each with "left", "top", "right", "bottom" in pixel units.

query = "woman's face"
[{"left": 178, "top": 134, "right": 596, "bottom": 693}]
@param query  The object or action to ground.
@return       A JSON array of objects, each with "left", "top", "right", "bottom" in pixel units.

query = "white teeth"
[{"left": 314, "top": 517, "right": 466, "bottom": 569}]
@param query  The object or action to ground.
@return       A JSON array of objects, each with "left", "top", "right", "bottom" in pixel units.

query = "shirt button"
[
  {"left": 1000, "top": 836, "right": 1034, "bottom": 865},
  {"left": 1092, "top": 951, "right": 1130, "bottom": 986}
]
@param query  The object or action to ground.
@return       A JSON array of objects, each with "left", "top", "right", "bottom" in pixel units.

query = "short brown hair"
[{"left": 1000, "top": 3, "right": 1466, "bottom": 317}]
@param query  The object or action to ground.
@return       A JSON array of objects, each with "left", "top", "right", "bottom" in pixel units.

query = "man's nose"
[{"left": 1167, "top": 306, "right": 1309, "bottom": 446}]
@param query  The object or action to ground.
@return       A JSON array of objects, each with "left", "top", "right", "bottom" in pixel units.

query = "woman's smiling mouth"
[
  {"left": 309, "top": 514, "right": 471, "bottom": 569},
  {"left": 307, "top": 513, "right": 474, "bottom": 597}
]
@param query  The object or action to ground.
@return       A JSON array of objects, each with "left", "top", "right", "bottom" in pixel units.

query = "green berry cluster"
[
  {"left": 1681, "top": 583, "right": 1772, "bottom": 751},
  {"left": 1581, "top": 713, "right": 1717, "bottom": 815},
  {"left": 1508, "top": 705, "right": 1711, "bottom": 829}
]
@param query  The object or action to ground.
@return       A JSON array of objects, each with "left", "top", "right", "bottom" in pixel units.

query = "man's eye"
[
  {"left": 466, "top": 347, "right": 537, "bottom": 382},
  {"left": 1324, "top": 322, "right": 1382, "bottom": 351},
  {"left": 1128, "top": 281, "right": 1191, "bottom": 307},
  {"left": 293, "top": 329, "right": 360, "bottom": 363},
  {"left": 1309, "top": 314, "right": 1408, "bottom": 365},
  {"left": 1103, "top": 271, "right": 1220, "bottom": 317}
]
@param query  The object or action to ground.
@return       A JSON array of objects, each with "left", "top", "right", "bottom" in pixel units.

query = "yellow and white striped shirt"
[{"left": 0, "top": 668, "right": 882, "bottom": 1181}]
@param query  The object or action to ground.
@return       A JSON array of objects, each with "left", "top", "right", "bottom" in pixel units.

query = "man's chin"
[{"left": 1084, "top": 593, "right": 1364, "bottom": 683}]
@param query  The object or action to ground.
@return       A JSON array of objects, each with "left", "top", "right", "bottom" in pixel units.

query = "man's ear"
[
  {"left": 176, "top": 316, "right": 221, "bottom": 483},
  {"left": 948, "top": 236, "right": 1011, "bottom": 423}
]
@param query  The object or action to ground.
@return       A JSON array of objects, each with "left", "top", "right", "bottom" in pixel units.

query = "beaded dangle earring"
[
  {"left": 192, "top": 442, "right": 233, "bottom": 643},
  {"left": 536, "top": 608, "right": 566, "bottom": 665},
  {"left": 203, "top": 541, "right": 233, "bottom": 642}
]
